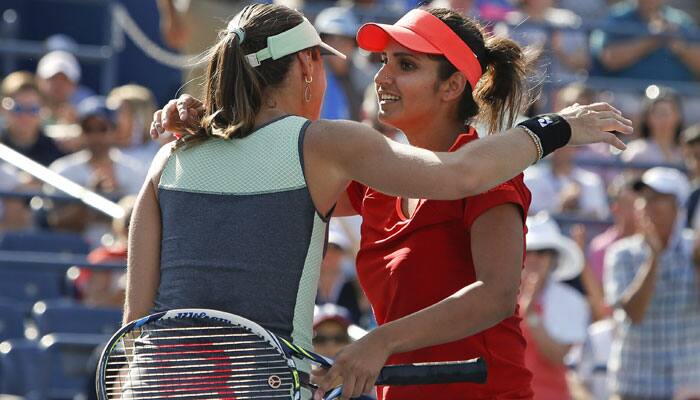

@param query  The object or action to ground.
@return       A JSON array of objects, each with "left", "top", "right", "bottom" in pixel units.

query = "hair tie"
[{"left": 227, "top": 21, "right": 246, "bottom": 44}]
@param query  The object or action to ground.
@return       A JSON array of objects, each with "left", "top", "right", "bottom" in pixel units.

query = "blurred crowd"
[{"left": 2, "top": 0, "right": 700, "bottom": 399}]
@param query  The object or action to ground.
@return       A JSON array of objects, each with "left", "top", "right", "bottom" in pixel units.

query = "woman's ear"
[
  {"left": 296, "top": 49, "right": 315, "bottom": 80},
  {"left": 441, "top": 71, "right": 468, "bottom": 103}
]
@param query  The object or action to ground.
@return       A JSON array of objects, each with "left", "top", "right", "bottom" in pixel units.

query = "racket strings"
[{"left": 102, "top": 323, "right": 295, "bottom": 399}]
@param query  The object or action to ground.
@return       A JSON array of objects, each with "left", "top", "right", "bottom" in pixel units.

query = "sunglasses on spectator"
[
  {"left": 312, "top": 334, "right": 350, "bottom": 345},
  {"left": 2, "top": 98, "right": 41, "bottom": 116}
]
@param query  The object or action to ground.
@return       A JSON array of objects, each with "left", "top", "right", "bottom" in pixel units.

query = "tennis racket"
[{"left": 96, "top": 308, "right": 487, "bottom": 400}]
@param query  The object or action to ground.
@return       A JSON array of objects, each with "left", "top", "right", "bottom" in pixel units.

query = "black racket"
[{"left": 96, "top": 308, "right": 487, "bottom": 400}]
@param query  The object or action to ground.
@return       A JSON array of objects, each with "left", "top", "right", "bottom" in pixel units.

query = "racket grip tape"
[{"left": 375, "top": 358, "right": 487, "bottom": 386}]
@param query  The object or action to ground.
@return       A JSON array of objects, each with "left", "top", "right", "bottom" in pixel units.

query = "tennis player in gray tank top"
[{"left": 156, "top": 116, "right": 325, "bottom": 352}]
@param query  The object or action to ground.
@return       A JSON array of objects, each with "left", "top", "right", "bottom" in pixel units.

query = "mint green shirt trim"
[
  {"left": 159, "top": 116, "right": 308, "bottom": 195},
  {"left": 290, "top": 212, "right": 326, "bottom": 378}
]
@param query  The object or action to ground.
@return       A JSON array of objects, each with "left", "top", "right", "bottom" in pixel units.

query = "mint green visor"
[{"left": 245, "top": 17, "right": 347, "bottom": 67}]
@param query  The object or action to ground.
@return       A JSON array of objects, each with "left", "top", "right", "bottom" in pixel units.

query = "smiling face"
[{"left": 373, "top": 40, "right": 445, "bottom": 132}]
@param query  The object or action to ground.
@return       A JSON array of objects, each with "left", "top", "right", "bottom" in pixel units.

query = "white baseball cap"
[
  {"left": 526, "top": 213, "right": 584, "bottom": 282},
  {"left": 36, "top": 50, "right": 81, "bottom": 83},
  {"left": 633, "top": 167, "right": 689, "bottom": 205}
]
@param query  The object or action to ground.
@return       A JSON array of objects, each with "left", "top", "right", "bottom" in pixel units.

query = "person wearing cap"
[
  {"left": 142, "top": 4, "right": 631, "bottom": 399},
  {"left": 36, "top": 50, "right": 94, "bottom": 124},
  {"left": 312, "top": 303, "right": 354, "bottom": 358},
  {"left": 604, "top": 167, "right": 700, "bottom": 400},
  {"left": 314, "top": 6, "right": 371, "bottom": 121},
  {"left": 47, "top": 96, "right": 145, "bottom": 245},
  {"left": 520, "top": 213, "right": 590, "bottom": 400}
]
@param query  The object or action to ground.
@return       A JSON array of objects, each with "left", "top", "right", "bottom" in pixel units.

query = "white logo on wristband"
[{"left": 538, "top": 116, "right": 554, "bottom": 127}]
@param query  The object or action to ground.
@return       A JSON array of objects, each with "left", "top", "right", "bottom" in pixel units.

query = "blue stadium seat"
[
  {"left": 0, "top": 230, "right": 89, "bottom": 254},
  {"left": 0, "top": 339, "right": 44, "bottom": 400},
  {"left": 0, "top": 301, "right": 25, "bottom": 342},
  {"left": 39, "top": 333, "right": 107, "bottom": 400},
  {"left": 32, "top": 299, "right": 121, "bottom": 336},
  {"left": 0, "top": 267, "right": 67, "bottom": 311}
]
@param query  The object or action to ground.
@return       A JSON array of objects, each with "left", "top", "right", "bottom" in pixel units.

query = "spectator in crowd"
[
  {"left": 520, "top": 212, "right": 590, "bottom": 400},
  {"left": 505, "top": 0, "right": 590, "bottom": 93},
  {"left": 682, "top": 124, "right": 700, "bottom": 229},
  {"left": 590, "top": 0, "right": 700, "bottom": 83},
  {"left": 0, "top": 71, "right": 65, "bottom": 166},
  {"left": 570, "top": 317, "right": 615, "bottom": 400},
  {"left": 621, "top": 88, "right": 685, "bottom": 167},
  {"left": 316, "top": 226, "right": 363, "bottom": 325},
  {"left": 157, "top": 0, "right": 252, "bottom": 95},
  {"left": 586, "top": 175, "right": 638, "bottom": 306},
  {"left": 525, "top": 145, "right": 610, "bottom": 219},
  {"left": 312, "top": 303, "right": 353, "bottom": 358},
  {"left": 559, "top": 0, "right": 609, "bottom": 25},
  {"left": 0, "top": 163, "right": 31, "bottom": 231},
  {"left": 554, "top": 83, "right": 621, "bottom": 186},
  {"left": 74, "top": 195, "right": 134, "bottom": 308},
  {"left": 604, "top": 167, "right": 700, "bottom": 400},
  {"left": 36, "top": 50, "right": 93, "bottom": 124},
  {"left": 47, "top": 96, "right": 145, "bottom": 246},
  {"left": 314, "top": 6, "right": 371, "bottom": 121},
  {"left": 107, "top": 84, "right": 164, "bottom": 168}
]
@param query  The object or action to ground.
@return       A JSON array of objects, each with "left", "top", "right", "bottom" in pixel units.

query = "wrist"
[{"left": 517, "top": 114, "right": 572, "bottom": 161}]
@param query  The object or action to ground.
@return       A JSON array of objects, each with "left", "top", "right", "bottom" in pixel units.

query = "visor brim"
[
  {"left": 320, "top": 42, "right": 347, "bottom": 59},
  {"left": 356, "top": 23, "right": 440, "bottom": 54}
]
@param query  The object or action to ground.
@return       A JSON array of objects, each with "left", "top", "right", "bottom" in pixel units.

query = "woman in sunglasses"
[{"left": 143, "top": 4, "right": 631, "bottom": 399}]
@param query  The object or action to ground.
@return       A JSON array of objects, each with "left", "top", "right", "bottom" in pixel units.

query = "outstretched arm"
[{"left": 303, "top": 104, "right": 631, "bottom": 212}]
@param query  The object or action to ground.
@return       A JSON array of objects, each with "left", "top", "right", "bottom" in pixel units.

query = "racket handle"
[{"left": 375, "top": 358, "right": 487, "bottom": 386}]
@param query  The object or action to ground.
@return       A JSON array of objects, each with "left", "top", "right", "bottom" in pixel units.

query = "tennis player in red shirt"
[{"left": 314, "top": 8, "right": 535, "bottom": 399}]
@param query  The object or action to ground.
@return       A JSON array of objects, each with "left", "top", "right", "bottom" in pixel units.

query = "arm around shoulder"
[{"left": 305, "top": 120, "right": 538, "bottom": 201}]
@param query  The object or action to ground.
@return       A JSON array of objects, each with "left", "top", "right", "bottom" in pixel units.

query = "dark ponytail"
[
  {"left": 179, "top": 4, "right": 304, "bottom": 147},
  {"left": 427, "top": 8, "right": 532, "bottom": 134}
]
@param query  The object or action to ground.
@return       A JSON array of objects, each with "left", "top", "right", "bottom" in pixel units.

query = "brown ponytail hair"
[
  {"left": 426, "top": 8, "right": 532, "bottom": 134},
  {"left": 180, "top": 4, "right": 305, "bottom": 147}
]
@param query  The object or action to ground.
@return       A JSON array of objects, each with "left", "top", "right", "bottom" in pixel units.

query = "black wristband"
[{"left": 517, "top": 114, "right": 571, "bottom": 158}]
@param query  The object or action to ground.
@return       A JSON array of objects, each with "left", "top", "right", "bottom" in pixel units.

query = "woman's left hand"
[{"left": 312, "top": 331, "right": 392, "bottom": 399}]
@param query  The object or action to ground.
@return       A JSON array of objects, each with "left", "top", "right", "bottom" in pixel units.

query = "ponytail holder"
[{"left": 227, "top": 21, "right": 246, "bottom": 44}]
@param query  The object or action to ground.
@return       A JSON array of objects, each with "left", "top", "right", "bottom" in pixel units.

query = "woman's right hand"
[
  {"left": 558, "top": 102, "right": 633, "bottom": 150},
  {"left": 150, "top": 94, "right": 204, "bottom": 139}
]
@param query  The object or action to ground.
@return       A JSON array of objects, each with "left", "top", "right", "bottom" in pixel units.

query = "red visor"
[{"left": 356, "top": 9, "right": 483, "bottom": 90}]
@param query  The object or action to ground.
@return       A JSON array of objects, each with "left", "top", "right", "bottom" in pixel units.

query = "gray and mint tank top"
[{"left": 154, "top": 115, "right": 327, "bottom": 353}]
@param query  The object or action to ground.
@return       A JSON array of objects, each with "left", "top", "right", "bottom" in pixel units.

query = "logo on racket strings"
[{"left": 268, "top": 375, "right": 282, "bottom": 389}]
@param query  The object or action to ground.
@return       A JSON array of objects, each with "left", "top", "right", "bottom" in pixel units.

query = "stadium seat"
[
  {"left": 0, "top": 267, "right": 67, "bottom": 311},
  {"left": 0, "top": 301, "right": 25, "bottom": 342},
  {"left": 39, "top": 333, "right": 107, "bottom": 400},
  {"left": 0, "top": 339, "right": 44, "bottom": 400},
  {"left": 32, "top": 299, "right": 121, "bottom": 336},
  {"left": 0, "top": 230, "right": 89, "bottom": 254}
]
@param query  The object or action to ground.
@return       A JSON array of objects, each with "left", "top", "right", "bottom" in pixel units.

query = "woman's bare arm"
[
  {"left": 304, "top": 105, "right": 631, "bottom": 214},
  {"left": 122, "top": 145, "right": 172, "bottom": 325}
]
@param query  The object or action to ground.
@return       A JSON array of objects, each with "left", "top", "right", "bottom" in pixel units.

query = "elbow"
[{"left": 492, "top": 285, "right": 520, "bottom": 322}]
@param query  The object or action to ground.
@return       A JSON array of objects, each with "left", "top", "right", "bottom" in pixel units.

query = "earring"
[{"left": 304, "top": 75, "right": 313, "bottom": 103}]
